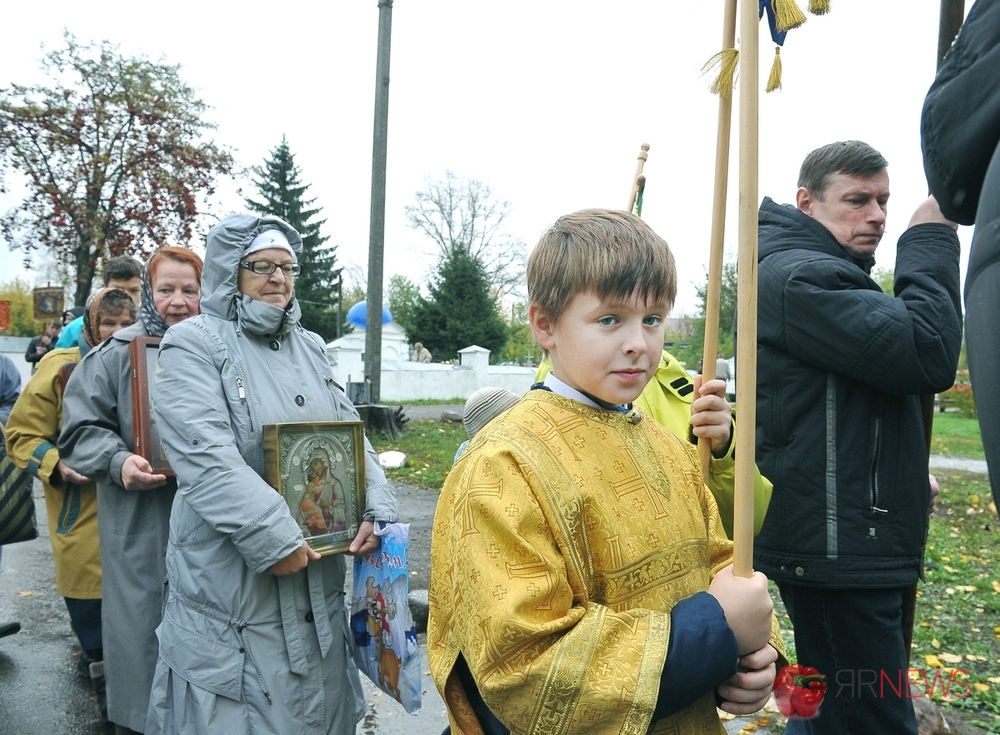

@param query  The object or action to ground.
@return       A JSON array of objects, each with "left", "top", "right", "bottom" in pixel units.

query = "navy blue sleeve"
[{"left": 652, "top": 591, "right": 738, "bottom": 720}]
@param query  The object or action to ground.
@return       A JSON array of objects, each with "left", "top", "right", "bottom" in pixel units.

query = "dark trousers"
[
  {"left": 777, "top": 583, "right": 918, "bottom": 735},
  {"left": 64, "top": 597, "right": 102, "bottom": 659}
]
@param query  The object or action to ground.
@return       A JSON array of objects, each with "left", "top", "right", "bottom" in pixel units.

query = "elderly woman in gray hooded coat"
[{"left": 144, "top": 214, "right": 397, "bottom": 735}]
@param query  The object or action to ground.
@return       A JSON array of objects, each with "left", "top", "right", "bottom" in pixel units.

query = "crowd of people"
[
  {"left": 0, "top": 37, "right": 990, "bottom": 730},
  {"left": 1, "top": 219, "right": 399, "bottom": 735},
  {"left": 0, "top": 135, "right": 977, "bottom": 734}
]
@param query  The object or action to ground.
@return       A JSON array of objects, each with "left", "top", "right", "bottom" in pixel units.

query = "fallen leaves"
[
  {"left": 924, "top": 652, "right": 967, "bottom": 668},
  {"left": 737, "top": 721, "right": 773, "bottom": 735}
]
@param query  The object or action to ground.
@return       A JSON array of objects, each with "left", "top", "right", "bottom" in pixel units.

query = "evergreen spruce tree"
[
  {"left": 412, "top": 246, "right": 507, "bottom": 361},
  {"left": 245, "top": 137, "right": 341, "bottom": 341}
]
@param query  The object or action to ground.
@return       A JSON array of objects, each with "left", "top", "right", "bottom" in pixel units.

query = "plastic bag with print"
[{"left": 349, "top": 522, "right": 422, "bottom": 714}]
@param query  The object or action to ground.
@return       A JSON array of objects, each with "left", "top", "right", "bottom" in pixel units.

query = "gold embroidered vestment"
[{"left": 427, "top": 391, "right": 741, "bottom": 734}]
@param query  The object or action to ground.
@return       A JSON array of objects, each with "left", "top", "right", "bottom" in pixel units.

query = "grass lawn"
[
  {"left": 932, "top": 413, "right": 985, "bottom": 460},
  {"left": 912, "top": 469, "right": 1000, "bottom": 732},
  {"left": 373, "top": 411, "right": 997, "bottom": 731},
  {"left": 369, "top": 419, "right": 466, "bottom": 490}
]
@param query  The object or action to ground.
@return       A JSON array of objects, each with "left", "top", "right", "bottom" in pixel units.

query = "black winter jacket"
[{"left": 753, "top": 198, "right": 962, "bottom": 588}]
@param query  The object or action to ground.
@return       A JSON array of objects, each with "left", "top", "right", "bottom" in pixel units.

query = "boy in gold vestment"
[{"left": 428, "top": 209, "right": 782, "bottom": 735}]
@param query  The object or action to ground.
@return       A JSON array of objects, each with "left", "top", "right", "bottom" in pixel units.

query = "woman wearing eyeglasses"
[{"left": 144, "top": 214, "right": 397, "bottom": 735}]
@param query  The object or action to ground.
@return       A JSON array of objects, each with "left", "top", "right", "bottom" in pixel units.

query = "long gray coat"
[
  {"left": 144, "top": 214, "right": 397, "bottom": 735},
  {"left": 59, "top": 319, "right": 177, "bottom": 732}
]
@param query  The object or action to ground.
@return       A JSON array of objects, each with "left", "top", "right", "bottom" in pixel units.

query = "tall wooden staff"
[
  {"left": 732, "top": 0, "right": 760, "bottom": 578},
  {"left": 627, "top": 144, "right": 650, "bottom": 214},
  {"left": 699, "top": 0, "right": 738, "bottom": 481},
  {"left": 902, "top": 0, "right": 967, "bottom": 664}
]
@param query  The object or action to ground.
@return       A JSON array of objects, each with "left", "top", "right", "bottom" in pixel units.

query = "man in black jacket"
[
  {"left": 755, "top": 141, "right": 962, "bottom": 734},
  {"left": 24, "top": 320, "right": 62, "bottom": 373}
]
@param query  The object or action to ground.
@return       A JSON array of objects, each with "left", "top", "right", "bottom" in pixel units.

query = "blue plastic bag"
[{"left": 350, "top": 522, "right": 422, "bottom": 714}]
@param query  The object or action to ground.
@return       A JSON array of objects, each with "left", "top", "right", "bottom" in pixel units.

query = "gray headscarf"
[{"left": 138, "top": 258, "right": 170, "bottom": 337}]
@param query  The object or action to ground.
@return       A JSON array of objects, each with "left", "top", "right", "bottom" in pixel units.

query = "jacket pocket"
[
  {"left": 158, "top": 601, "right": 245, "bottom": 702},
  {"left": 869, "top": 416, "right": 887, "bottom": 516}
]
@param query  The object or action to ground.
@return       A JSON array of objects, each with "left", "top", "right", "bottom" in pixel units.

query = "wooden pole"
[
  {"left": 920, "top": 0, "right": 967, "bottom": 448},
  {"left": 627, "top": 144, "right": 650, "bottom": 213},
  {"left": 733, "top": 0, "right": 759, "bottom": 578},
  {"left": 937, "top": 0, "right": 966, "bottom": 66},
  {"left": 903, "top": 0, "right": 967, "bottom": 669},
  {"left": 699, "top": 0, "right": 738, "bottom": 479},
  {"left": 365, "top": 0, "right": 393, "bottom": 404}
]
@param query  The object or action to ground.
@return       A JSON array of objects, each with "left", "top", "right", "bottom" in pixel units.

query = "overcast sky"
[{"left": 0, "top": 0, "right": 974, "bottom": 315}]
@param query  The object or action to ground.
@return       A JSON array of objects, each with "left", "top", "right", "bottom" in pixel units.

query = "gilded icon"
[{"left": 263, "top": 422, "right": 366, "bottom": 555}]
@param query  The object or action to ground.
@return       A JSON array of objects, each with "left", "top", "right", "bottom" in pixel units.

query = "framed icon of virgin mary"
[{"left": 262, "top": 421, "right": 366, "bottom": 555}]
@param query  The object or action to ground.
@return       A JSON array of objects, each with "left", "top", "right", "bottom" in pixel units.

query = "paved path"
[
  {"left": 401, "top": 404, "right": 464, "bottom": 422},
  {"left": 928, "top": 454, "right": 989, "bottom": 474}
]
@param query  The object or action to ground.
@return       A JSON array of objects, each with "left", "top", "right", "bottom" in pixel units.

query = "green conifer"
[{"left": 245, "top": 137, "right": 341, "bottom": 341}]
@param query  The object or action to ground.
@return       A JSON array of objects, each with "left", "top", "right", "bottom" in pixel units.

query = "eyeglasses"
[{"left": 239, "top": 260, "right": 302, "bottom": 277}]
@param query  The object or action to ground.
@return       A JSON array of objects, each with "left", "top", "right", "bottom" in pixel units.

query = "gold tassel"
[
  {"left": 808, "top": 0, "right": 830, "bottom": 15},
  {"left": 772, "top": 0, "right": 807, "bottom": 31},
  {"left": 702, "top": 47, "right": 740, "bottom": 98},
  {"left": 766, "top": 47, "right": 782, "bottom": 92}
]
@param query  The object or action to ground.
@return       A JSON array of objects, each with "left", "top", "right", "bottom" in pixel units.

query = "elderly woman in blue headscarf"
[{"left": 144, "top": 214, "right": 397, "bottom": 735}]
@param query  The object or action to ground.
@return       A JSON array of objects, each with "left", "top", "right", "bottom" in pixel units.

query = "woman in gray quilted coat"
[{"left": 144, "top": 214, "right": 397, "bottom": 735}]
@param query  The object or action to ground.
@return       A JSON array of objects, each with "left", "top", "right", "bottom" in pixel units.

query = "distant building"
[{"left": 326, "top": 328, "right": 533, "bottom": 402}]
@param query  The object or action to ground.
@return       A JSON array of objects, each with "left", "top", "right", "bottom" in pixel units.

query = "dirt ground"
[{"left": 392, "top": 481, "right": 439, "bottom": 593}]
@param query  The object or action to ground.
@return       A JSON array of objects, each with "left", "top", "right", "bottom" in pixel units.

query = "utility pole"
[
  {"left": 937, "top": 0, "right": 966, "bottom": 66},
  {"left": 365, "top": 0, "right": 393, "bottom": 404},
  {"left": 335, "top": 272, "right": 343, "bottom": 340}
]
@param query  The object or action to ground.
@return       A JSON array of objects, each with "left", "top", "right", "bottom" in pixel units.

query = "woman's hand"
[
  {"left": 347, "top": 520, "right": 380, "bottom": 556},
  {"left": 121, "top": 453, "right": 167, "bottom": 491},
  {"left": 268, "top": 541, "right": 321, "bottom": 576}
]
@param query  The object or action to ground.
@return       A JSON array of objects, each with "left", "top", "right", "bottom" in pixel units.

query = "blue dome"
[{"left": 346, "top": 301, "right": 393, "bottom": 328}]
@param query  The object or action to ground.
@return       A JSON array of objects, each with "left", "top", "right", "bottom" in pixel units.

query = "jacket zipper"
[
  {"left": 870, "top": 417, "right": 887, "bottom": 516},
  {"left": 236, "top": 377, "right": 255, "bottom": 434}
]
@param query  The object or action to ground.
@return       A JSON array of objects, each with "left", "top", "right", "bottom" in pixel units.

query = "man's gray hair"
[{"left": 798, "top": 141, "right": 888, "bottom": 200}]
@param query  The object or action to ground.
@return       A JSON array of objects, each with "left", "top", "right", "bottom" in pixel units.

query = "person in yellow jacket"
[
  {"left": 537, "top": 349, "right": 772, "bottom": 538},
  {"left": 4, "top": 287, "right": 137, "bottom": 721}
]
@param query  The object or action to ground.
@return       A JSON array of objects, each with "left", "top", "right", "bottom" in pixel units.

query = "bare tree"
[{"left": 404, "top": 171, "right": 526, "bottom": 297}]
